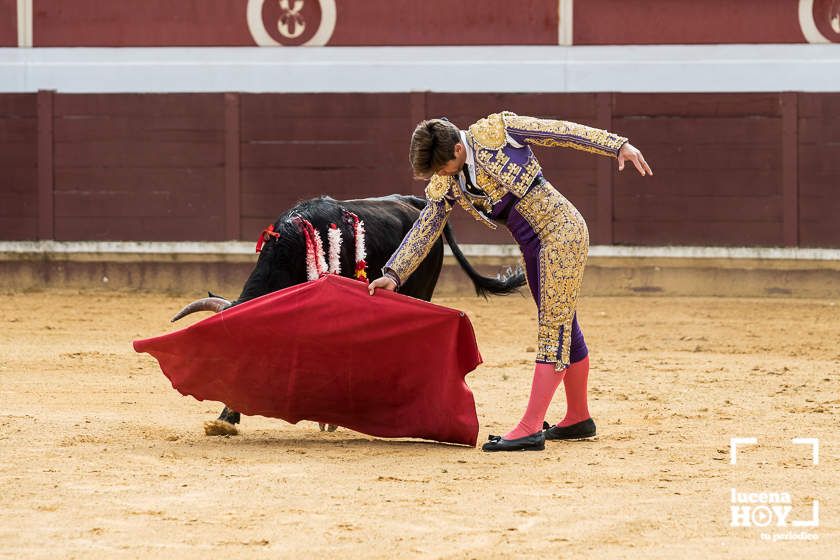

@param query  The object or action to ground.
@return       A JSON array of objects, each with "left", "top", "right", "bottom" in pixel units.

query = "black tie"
[{"left": 462, "top": 164, "right": 476, "bottom": 190}]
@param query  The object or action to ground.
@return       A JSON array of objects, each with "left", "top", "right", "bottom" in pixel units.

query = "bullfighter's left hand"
[
  {"left": 618, "top": 142, "right": 653, "bottom": 176},
  {"left": 368, "top": 276, "right": 397, "bottom": 295}
]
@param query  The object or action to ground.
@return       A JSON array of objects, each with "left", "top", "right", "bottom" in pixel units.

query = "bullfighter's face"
[{"left": 435, "top": 142, "right": 467, "bottom": 177}]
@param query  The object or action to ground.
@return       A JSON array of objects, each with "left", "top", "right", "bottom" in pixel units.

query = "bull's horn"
[{"left": 170, "top": 297, "right": 231, "bottom": 322}]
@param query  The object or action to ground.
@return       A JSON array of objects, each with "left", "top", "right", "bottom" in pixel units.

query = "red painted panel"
[
  {"left": 54, "top": 117, "right": 223, "bottom": 143},
  {"left": 32, "top": 0, "right": 557, "bottom": 47},
  {"left": 0, "top": 193, "right": 37, "bottom": 216},
  {"left": 328, "top": 0, "right": 557, "bottom": 46},
  {"left": 798, "top": 93, "right": 840, "bottom": 247},
  {"left": 799, "top": 221, "right": 840, "bottom": 247},
  {"left": 0, "top": 217, "right": 37, "bottom": 240},
  {"left": 614, "top": 221, "right": 783, "bottom": 247},
  {"left": 34, "top": 0, "right": 251, "bottom": 47},
  {"left": 574, "top": 0, "right": 806, "bottom": 45},
  {"left": 241, "top": 141, "right": 399, "bottom": 169},
  {"left": 54, "top": 190, "right": 220, "bottom": 218},
  {"left": 28, "top": 0, "right": 840, "bottom": 46},
  {"left": 0, "top": 95, "right": 37, "bottom": 240},
  {"left": 0, "top": 141, "right": 37, "bottom": 167},
  {"left": 799, "top": 145, "right": 840, "bottom": 176},
  {"left": 0, "top": 118, "right": 39, "bottom": 144},
  {"left": 799, "top": 117, "right": 840, "bottom": 144},
  {"left": 241, "top": 93, "right": 410, "bottom": 119},
  {"left": 426, "top": 94, "right": 596, "bottom": 122},
  {"left": 0, "top": 94, "right": 36, "bottom": 117},
  {"left": 241, "top": 168, "right": 412, "bottom": 197},
  {"left": 54, "top": 216, "right": 224, "bottom": 241},
  {"left": 798, "top": 173, "right": 840, "bottom": 198},
  {"left": 54, "top": 168, "right": 224, "bottom": 193},
  {"left": 615, "top": 169, "right": 781, "bottom": 197},
  {"left": 54, "top": 119, "right": 224, "bottom": 143},
  {"left": 55, "top": 141, "right": 224, "bottom": 168},
  {"left": 239, "top": 92, "right": 416, "bottom": 236},
  {"left": 54, "top": 94, "right": 224, "bottom": 118},
  {"left": 0, "top": 166, "right": 36, "bottom": 193},
  {"left": 614, "top": 94, "right": 783, "bottom": 118},
  {"left": 613, "top": 143, "right": 778, "bottom": 171},
  {"left": 613, "top": 92, "right": 787, "bottom": 246},
  {"left": 0, "top": 0, "right": 16, "bottom": 46},
  {"left": 1, "top": 91, "right": 838, "bottom": 248},
  {"left": 0, "top": 171, "right": 38, "bottom": 235},
  {"left": 242, "top": 117, "right": 408, "bottom": 143},
  {"left": 617, "top": 118, "right": 780, "bottom": 145},
  {"left": 798, "top": 93, "right": 840, "bottom": 117},
  {"left": 614, "top": 194, "right": 783, "bottom": 222},
  {"left": 51, "top": 94, "right": 226, "bottom": 241},
  {"left": 799, "top": 196, "right": 840, "bottom": 222}
]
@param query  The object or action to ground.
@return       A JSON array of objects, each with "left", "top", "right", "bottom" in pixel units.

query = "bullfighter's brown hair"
[{"left": 409, "top": 118, "right": 460, "bottom": 179}]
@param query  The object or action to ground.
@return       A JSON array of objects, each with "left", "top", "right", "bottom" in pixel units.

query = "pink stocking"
[
  {"left": 558, "top": 355, "right": 591, "bottom": 427},
  {"left": 502, "top": 362, "right": 566, "bottom": 440}
]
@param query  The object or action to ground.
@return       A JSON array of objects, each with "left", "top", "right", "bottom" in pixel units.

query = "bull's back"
[{"left": 340, "top": 195, "right": 442, "bottom": 301}]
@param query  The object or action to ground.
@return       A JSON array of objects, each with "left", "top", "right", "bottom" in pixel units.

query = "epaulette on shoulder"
[
  {"left": 468, "top": 112, "right": 516, "bottom": 150},
  {"left": 425, "top": 175, "right": 453, "bottom": 202}
]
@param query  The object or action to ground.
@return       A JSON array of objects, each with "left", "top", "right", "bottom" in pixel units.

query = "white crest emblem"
[
  {"left": 798, "top": 0, "right": 840, "bottom": 43},
  {"left": 277, "top": 0, "right": 306, "bottom": 39},
  {"left": 247, "top": 0, "right": 337, "bottom": 46}
]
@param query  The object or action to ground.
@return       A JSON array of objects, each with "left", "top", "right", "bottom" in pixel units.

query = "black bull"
[{"left": 172, "top": 194, "right": 525, "bottom": 430}]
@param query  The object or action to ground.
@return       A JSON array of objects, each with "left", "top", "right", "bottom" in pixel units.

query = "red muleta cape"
[{"left": 133, "top": 274, "right": 482, "bottom": 446}]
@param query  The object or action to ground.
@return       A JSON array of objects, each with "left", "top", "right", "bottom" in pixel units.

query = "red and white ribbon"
[
  {"left": 343, "top": 210, "right": 368, "bottom": 283},
  {"left": 327, "top": 223, "right": 342, "bottom": 274}
]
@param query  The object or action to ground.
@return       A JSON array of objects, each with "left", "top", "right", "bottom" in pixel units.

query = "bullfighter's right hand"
[{"left": 368, "top": 276, "right": 397, "bottom": 295}]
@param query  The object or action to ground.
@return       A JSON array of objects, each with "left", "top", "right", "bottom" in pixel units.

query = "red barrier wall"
[
  {"left": 0, "top": 0, "right": 16, "bottom": 46},
  {"left": 22, "top": 0, "right": 840, "bottom": 46},
  {"left": 2, "top": 91, "right": 839, "bottom": 248},
  {"left": 0, "top": 95, "right": 37, "bottom": 240},
  {"left": 612, "top": 94, "right": 785, "bottom": 246},
  {"left": 52, "top": 95, "right": 226, "bottom": 241},
  {"left": 574, "top": 0, "right": 806, "bottom": 45},
  {"left": 34, "top": 0, "right": 250, "bottom": 47},
  {"left": 799, "top": 93, "right": 840, "bottom": 246},
  {"left": 32, "top": 0, "right": 558, "bottom": 47}
]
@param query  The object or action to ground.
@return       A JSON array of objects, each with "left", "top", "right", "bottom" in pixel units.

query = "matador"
[{"left": 369, "top": 112, "right": 652, "bottom": 452}]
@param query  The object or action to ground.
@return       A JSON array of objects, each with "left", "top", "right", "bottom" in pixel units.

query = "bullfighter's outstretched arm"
[
  {"left": 504, "top": 114, "right": 628, "bottom": 158},
  {"left": 383, "top": 177, "right": 453, "bottom": 288}
]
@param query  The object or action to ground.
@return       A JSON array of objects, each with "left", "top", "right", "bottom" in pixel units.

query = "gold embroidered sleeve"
[
  {"left": 504, "top": 115, "right": 627, "bottom": 158},
  {"left": 383, "top": 196, "right": 452, "bottom": 287}
]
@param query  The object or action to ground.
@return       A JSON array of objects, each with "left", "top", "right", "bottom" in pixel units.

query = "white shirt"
[{"left": 458, "top": 130, "right": 478, "bottom": 191}]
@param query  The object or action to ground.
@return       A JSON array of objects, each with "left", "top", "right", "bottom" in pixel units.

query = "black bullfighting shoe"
[
  {"left": 542, "top": 418, "right": 597, "bottom": 440},
  {"left": 481, "top": 431, "right": 545, "bottom": 452}
]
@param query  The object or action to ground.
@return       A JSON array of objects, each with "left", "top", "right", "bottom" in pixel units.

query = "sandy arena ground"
[{"left": 0, "top": 289, "right": 838, "bottom": 559}]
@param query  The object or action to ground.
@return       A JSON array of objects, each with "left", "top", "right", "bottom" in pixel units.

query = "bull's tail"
[{"left": 442, "top": 222, "right": 526, "bottom": 298}]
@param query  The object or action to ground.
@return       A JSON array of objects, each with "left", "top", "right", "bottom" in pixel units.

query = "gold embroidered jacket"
[{"left": 384, "top": 112, "right": 627, "bottom": 285}]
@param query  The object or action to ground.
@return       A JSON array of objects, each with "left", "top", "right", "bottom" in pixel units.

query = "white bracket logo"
[
  {"left": 730, "top": 437, "right": 819, "bottom": 465},
  {"left": 791, "top": 437, "right": 820, "bottom": 465},
  {"left": 729, "top": 437, "right": 820, "bottom": 530},
  {"left": 730, "top": 437, "right": 757, "bottom": 465}
]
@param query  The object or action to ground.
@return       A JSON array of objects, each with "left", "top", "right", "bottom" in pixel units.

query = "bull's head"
[{"left": 171, "top": 219, "right": 304, "bottom": 322}]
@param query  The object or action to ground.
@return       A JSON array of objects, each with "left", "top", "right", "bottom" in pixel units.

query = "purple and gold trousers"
[{"left": 491, "top": 178, "right": 589, "bottom": 370}]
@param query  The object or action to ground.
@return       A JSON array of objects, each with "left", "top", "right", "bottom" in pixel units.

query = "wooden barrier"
[{"left": 0, "top": 91, "right": 838, "bottom": 248}]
